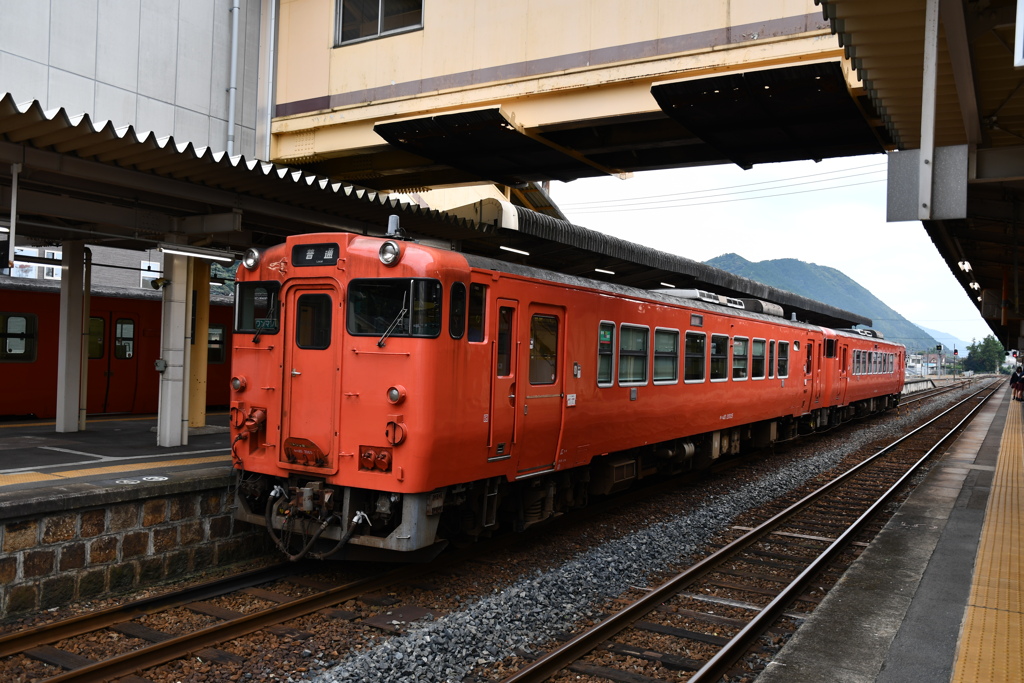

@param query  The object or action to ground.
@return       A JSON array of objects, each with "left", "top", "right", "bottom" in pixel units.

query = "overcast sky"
[{"left": 550, "top": 155, "right": 992, "bottom": 347}]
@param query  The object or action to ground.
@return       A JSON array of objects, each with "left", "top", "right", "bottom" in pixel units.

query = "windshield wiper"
[
  {"left": 252, "top": 295, "right": 279, "bottom": 343},
  {"left": 377, "top": 292, "right": 408, "bottom": 348}
]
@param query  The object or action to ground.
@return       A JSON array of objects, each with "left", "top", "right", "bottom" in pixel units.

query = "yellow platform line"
[
  {"left": 952, "top": 399, "right": 1024, "bottom": 683},
  {"left": 0, "top": 454, "right": 230, "bottom": 487}
]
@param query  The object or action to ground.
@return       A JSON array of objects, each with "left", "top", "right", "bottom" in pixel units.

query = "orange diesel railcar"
[
  {"left": 0, "top": 280, "right": 232, "bottom": 419},
  {"left": 230, "top": 231, "right": 905, "bottom": 560}
]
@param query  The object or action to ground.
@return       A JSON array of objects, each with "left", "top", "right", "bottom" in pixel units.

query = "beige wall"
[{"left": 274, "top": 0, "right": 840, "bottom": 160}]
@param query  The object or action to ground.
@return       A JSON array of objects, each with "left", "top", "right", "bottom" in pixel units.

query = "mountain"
[
  {"left": 916, "top": 325, "right": 971, "bottom": 357},
  {"left": 704, "top": 253, "right": 940, "bottom": 352}
]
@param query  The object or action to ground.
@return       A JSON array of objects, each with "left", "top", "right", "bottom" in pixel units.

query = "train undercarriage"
[{"left": 233, "top": 394, "right": 901, "bottom": 562}]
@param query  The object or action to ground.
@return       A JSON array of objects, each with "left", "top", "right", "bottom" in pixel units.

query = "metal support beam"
[{"left": 918, "top": 0, "right": 940, "bottom": 220}]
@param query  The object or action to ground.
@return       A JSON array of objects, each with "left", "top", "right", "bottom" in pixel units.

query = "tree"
[{"left": 963, "top": 335, "right": 1005, "bottom": 373}]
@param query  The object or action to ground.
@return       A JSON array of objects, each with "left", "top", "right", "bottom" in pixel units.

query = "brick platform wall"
[{"left": 0, "top": 486, "right": 271, "bottom": 617}]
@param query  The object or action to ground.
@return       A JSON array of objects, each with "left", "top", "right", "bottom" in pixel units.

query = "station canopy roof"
[{"left": 0, "top": 93, "right": 870, "bottom": 329}]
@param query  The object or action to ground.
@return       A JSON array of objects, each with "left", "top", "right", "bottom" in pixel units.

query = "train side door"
[
  {"left": 514, "top": 304, "right": 565, "bottom": 477},
  {"left": 280, "top": 286, "right": 339, "bottom": 467},
  {"left": 85, "top": 313, "right": 140, "bottom": 414},
  {"left": 838, "top": 343, "right": 849, "bottom": 404},
  {"left": 488, "top": 299, "right": 518, "bottom": 461}
]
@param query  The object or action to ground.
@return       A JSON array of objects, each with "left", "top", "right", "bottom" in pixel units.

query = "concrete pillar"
[
  {"left": 155, "top": 252, "right": 192, "bottom": 447},
  {"left": 55, "top": 241, "right": 85, "bottom": 433},
  {"left": 189, "top": 259, "right": 210, "bottom": 428}
]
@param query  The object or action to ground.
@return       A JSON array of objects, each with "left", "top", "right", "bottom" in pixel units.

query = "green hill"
[{"left": 705, "top": 253, "right": 938, "bottom": 352}]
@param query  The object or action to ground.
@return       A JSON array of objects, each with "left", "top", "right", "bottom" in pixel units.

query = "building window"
[
  {"left": 141, "top": 260, "right": 160, "bottom": 289},
  {"left": 597, "top": 322, "right": 615, "bottom": 386},
  {"left": 710, "top": 334, "right": 728, "bottom": 381},
  {"left": 337, "top": 0, "right": 423, "bottom": 45},
  {"left": 0, "top": 313, "right": 37, "bottom": 362},
  {"left": 43, "top": 249, "right": 62, "bottom": 280},
  {"left": 618, "top": 325, "right": 648, "bottom": 385},
  {"left": 653, "top": 328, "right": 679, "bottom": 383}
]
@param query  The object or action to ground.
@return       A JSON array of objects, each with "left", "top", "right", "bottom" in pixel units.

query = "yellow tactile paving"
[
  {"left": 952, "top": 398, "right": 1024, "bottom": 683},
  {"left": 0, "top": 454, "right": 229, "bottom": 488}
]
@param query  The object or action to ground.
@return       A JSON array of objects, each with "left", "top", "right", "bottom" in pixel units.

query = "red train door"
[
  {"left": 515, "top": 304, "right": 565, "bottom": 477},
  {"left": 86, "top": 313, "right": 140, "bottom": 414},
  {"left": 488, "top": 299, "right": 518, "bottom": 461},
  {"left": 280, "top": 286, "right": 339, "bottom": 467}
]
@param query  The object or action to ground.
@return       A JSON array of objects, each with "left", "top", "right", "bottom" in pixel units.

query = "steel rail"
[
  {"left": 500, "top": 381, "right": 997, "bottom": 683},
  {"left": 0, "top": 561, "right": 298, "bottom": 657}
]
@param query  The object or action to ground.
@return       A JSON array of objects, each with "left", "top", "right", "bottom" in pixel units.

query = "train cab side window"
[
  {"left": 449, "top": 282, "right": 467, "bottom": 339},
  {"left": 114, "top": 319, "right": 135, "bottom": 359},
  {"left": 768, "top": 340, "right": 776, "bottom": 379},
  {"left": 751, "top": 339, "right": 766, "bottom": 379},
  {"left": 684, "top": 331, "right": 706, "bottom": 383},
  {"left": 497, "top": 307, "right": 513, "bottom": 377},
  {"left": 296, "top": 293, "right": 332, "bottom": 349},
  {"left": 209, "top": 324, "right": 227, "bottom": 364},
  {"left": 709, "top": 334, "right": 728, "bottom": 381},
  {"left": 88, "top": 317, "right": 104, "bottom": 359},
  {"left": 597, "top": 322, "right": 615, "bottom": 386},
  {"left": 654, "top": 328, "right": 680, "bottom": 383},
  {"left": 468, "top": 283, "right": 487, "bottom": 342},
  {"left": 732, "top": 337, "right": 749, "bottom": 380},
  {"left": 235, "top": 282, "right": 281, "bottom": 335},
  {"left": 619, "top": 325, "right": 648, "bottom": 385},
  {"left": 778, "top": 341, "right": 790, "bottom": 377},
  {"left": 529, "top": 315, "right": 558, "bottom": 385},
  {"left": 0, "top": 313, "right": 37, "bottom": 362}
]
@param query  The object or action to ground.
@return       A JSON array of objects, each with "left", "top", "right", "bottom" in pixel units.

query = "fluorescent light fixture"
[
  {"left": 0, "top": 226, "right": 8, "bottom": 233},
  {"left": 594, "top": 268, "right": 615, "bottom": 275},
  {"left": 659, "top": 282, "right": 675, "bottom": 288},
  {"left": 158, "top": 242, "right": 235, "bottom": 262},
  {"left": 499, "top": 245, "right": 530, "bottom": 256}
]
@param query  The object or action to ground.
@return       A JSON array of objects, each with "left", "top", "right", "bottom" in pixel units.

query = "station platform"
[
  {"left": 759, "top": 384, "right": 1021, "bottom": 683},
  {"left": 0, "top": 413, "right": 233, "bottom": 518}
]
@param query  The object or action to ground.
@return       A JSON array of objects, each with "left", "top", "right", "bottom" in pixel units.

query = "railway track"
[
  {"left": 0, "top": 381, "right": 991, "bottom": 682},
  {"left": 499, "top": 380, "right": 998, "bottom": 683}
]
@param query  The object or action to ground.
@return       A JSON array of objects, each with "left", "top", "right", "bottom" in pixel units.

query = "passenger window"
[
  {"left": 752, "top": 339, "right": 766, "bottom": 379},
  {"left": 710, "top": 334, "right": 728, "bottom": 381},
  {"left": 732, "top": 337, "right": 748, "bottom": 379},
  {"left": 778, "top": 341, "right": 790, "bottom": 377},
  {"left": 529, "top": 315, "right": 558, "bottom": 385},
  {"left": 0, "top": 313, "right": 37, "bottom": 362},
  {"left": 597, "top": 322, "right": 615, "bottom": 386},
  {"left": 114, "top": 319, "right": 135, "bottom": 359},
  {"left": 619, "top": 325, "right": 648, "bottom": 385},
  {"left": 295, "top": 293, "right": 332, "bottom": 349},
  {"left": 208, "top": 324, "right": 227, "bottom": 364},
  {"left": 768, "top": 340, "right": 776, "bottom": 379},
  {"left": 824, "top": 338, "right": 837, "bottom": 358},
  {"left": 468, "top": 283, "right": 487, "bottom": 342},
  {"left": 497, "top": 307, "right": 513, "bottom": 377},
  {"left": 449, "top": 282, "right": 467, "bottom": 339},
  {"left": 88, "top": 317, "right": 104, "bottom": 359},
  {"left": 654, "top": 329, "right": 679, "bottom": 383},
  {"left": 684, "top": 331, "right": 706, "bottom": 382}
]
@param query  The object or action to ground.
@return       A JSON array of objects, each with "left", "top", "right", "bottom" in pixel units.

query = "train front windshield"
[
  {"left": 347, "top": 278, "right": 442, "bottom": 337},
  {"left": 235, "top": 282, "right": 281, "bottom": 336}
]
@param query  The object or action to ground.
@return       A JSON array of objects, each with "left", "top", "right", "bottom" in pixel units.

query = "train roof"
[
  {"left": 463, "top": 252, "right": 900, "bottom": 346},
  {"left": 0, "top": 275, "right": 233, "bottom": 306}
]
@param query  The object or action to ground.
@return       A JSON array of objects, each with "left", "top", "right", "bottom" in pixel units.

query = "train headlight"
[
  {"left": 387, "top": 385, "right": 406, "bottom": 404},
  {"left": 378, "top": 240, "right": 401, "bottom": 267},
  {"left": 242, "top": 248, "right": 261, "bottom": 270},
  {"left": 231, "top": 376, "right": 247, "bottom": 392}
]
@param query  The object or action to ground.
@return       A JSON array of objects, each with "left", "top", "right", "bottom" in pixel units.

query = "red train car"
[
  {"left": 230, "top": 232, "right": 905, "bottom": 560},
  {"left": 0, "top": 279, "right": 232, "bottom": 419}
]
